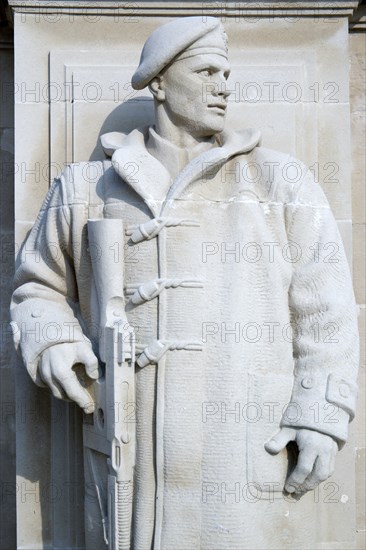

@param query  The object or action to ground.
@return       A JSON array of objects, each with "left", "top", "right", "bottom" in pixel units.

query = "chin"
[{"left": 195, "top": 119, "right": 226, "bottom": 137}]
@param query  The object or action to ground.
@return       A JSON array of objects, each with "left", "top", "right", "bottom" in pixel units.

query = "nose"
[
  {"left": 218, "top": 84, "right": 231, "bottom": 101},
  {"left": 216, "top": 71, "right": 231, "bottom": 100},
  {"left": 220, "top": 87, "right": 231, "bottom": 99}
]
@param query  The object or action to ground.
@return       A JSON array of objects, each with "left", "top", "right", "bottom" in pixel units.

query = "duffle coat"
[{"left": 11, "top": 126, "right": 359, "bottom": 549}]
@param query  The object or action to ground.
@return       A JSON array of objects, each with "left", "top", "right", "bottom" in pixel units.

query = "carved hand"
[
  {"left": 265, "top": 427, "right": 338, "bottom": 494},
  {"left": 38, "top": 342, "right": 100, "bottom": 414}
]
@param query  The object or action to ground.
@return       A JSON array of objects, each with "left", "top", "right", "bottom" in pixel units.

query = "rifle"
[{"left": 83, "top": 218, "right": 135, "bottom": 550}]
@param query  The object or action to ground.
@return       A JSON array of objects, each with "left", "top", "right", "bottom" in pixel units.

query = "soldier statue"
[{"left": 11, "top": 16, "right": 359, "bottom": 550}]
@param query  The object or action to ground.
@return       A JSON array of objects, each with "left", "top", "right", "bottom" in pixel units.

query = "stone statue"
[{"left": 10, "top": 16, "right": 359, "bottom": 550}]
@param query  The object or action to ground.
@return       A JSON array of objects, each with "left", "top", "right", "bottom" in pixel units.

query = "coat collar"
[{"left": 101, "top": 125, "right": 261, "bottom": 215}]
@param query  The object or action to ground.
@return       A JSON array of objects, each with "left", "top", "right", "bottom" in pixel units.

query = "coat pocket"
[{"left": 245, "top": 371, "right": 296, "bottom": 500}]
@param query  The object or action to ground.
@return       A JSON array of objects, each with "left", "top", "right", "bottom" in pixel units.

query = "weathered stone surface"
[
  {"left": 0, "top": 31, "right": 16, "bottom": 550},
  {"left": 6, "top": 3, "right": 364, "bottom": 549},
  {"left": 0, "top": 366, "right": 16, "bottom": 550},
  {"left": 353, "top": 224, "right": 366, "bottom": 305},
  {"left": 349, "top": 28, "right": 366, "bottom": 550}
]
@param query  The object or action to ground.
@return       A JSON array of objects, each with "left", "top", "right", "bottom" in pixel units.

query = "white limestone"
[{"left": 8, "top": 6, "right": 361, "bottom": 550}]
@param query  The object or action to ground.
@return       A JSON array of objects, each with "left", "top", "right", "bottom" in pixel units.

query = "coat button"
[
  {"left": 301, "top": 377, "right": 314, "bottom": 389},
  {"left": 31, "top": 311, "right": 41, "bottom": 318},
  {"left": 339, "top": 383, "right": 350, "bottom": 399}
]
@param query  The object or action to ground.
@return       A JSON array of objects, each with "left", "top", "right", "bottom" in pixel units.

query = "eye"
[{"left": 197, "top": 68, "right": 212, "bottom": 77}]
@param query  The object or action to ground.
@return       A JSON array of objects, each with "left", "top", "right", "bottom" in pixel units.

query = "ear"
[{"left": 148, "top": 75, "right": 165, "bottom": 101}]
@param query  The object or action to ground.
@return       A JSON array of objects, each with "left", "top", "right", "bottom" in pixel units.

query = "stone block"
[
  {"left": 318, "top": 104, "right": 352, "bottom": 220},
  {"left": 0, "top": 47, "right": 14, "bottom": 129},
  {"left": 356, "top": 448, "right": 366, "bottom": 533},
  {"left": 351, "top": 113, "right": 366, "bottom": 225},
  {"left": 14, "top": 103, "right": 49, "bottom": 222},
  {"left": 0, "top": 228, "right": 15, "bottom": 372},
  {"left": 354, "top": 306, "right": 365, "bottom": 448},
  {"left": 15, "top": 369, "right": 52, "bottom": 549},
  {"left": 359, "top": 306, "right": 365, "bottom": 371},
  {"left": 228, "top": 18, "right": 349, "bottom": 103},
  {"left": 337, "top": 220, "right": 353, "bottom": 270},
  {"left": 350, "top": 33, "right": 366, "bottom": 227},
  {"left": 356, "top": 531, "right": 366, "bottom": 550},
  {"left": 350, "top": 34, "right": 366, "bottom": 116},
  {"left": 352, "top": 224, "right": 366, "bottom": 305},
  {"left": 0, "top": 366, "right": 16, "bottom": 550},
  {"left": 0, "top": 146, "right": 15, "bottom": 231}
]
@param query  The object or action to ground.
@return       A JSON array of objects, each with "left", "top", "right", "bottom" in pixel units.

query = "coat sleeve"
[
  {"left": 280, "top": 166, "right": 359, "bottom": 447},
  {"left": 10, "top": 166, "right": 93, "bottom": 386}
]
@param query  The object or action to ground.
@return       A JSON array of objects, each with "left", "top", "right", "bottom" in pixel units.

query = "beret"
[{"left": 131, "top": 16, "right": 225, "bottom": 90}]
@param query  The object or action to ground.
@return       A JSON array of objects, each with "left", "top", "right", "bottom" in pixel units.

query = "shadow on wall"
[{"left": 89, "top": 97, "right": 154, "bottom": 161}]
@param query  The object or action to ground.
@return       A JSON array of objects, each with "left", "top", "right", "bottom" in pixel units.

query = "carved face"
[{"left": 160, "top": 53, "right": 231, "bottom": 138}]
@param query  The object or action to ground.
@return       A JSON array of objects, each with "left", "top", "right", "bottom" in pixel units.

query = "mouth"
[{"left": 207, "top": 103, "right": 227, "bottom": 114}]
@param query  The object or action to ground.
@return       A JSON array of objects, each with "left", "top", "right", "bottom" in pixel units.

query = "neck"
[{"left": 154, "top": 103, "right": 215, "bottom": 149}]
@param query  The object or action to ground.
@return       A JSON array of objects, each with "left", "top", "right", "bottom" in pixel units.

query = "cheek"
[{"left": 183, "top": 80, "right": 205, "bottom": 101}]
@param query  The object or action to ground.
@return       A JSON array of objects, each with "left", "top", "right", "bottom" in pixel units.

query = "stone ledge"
[
  {"left": 349, "top": 3, "right": 366, "bottom": 31},
  {"left": 8, "top": 0, "right": 361, "bottom": 18}
]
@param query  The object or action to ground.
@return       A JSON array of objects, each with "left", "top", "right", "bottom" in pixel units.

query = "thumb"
[
  {"left": 265, "top": 427, "right": 297, "bottom": 454},
  {"left": 76, "top": 344, "right": 100, "bottom": 379}
]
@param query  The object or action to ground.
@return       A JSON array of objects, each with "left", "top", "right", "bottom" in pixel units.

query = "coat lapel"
[
  {"left": 161, "top": 128, "right": 261, "bottom": 212},
  {"left": 103, "top": 128, "right": 172, "bottom": 205},
  {"left": 101, "top": 126, "right": 261, "bottom": 215}
]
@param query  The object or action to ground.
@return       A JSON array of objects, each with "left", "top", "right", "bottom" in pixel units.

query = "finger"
[
  {"left": 60, "top": 374, "right": 95, "bottom": 414},
  {"left": 285, "top": 449, "right": 318, "bottom": 493},
  {"left": 53, "top": 366, "right": 95, "bottom": 413},
  {"left": 302, "top": 455, "right": 331, "bottom": 491},
  {"left": 39, "top": 355, "right": 66, "bottom": 400},
  {"left": 34, "top": 370, "right": 47, "bottom": 389},
  {"left": 76, "top": 344, "right": 100, "bottom": 380},
  {"left": 265, "top": 428, "right": 297, "bottom": 455}
]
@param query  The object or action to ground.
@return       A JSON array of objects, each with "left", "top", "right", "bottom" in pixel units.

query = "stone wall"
[
  {"left": 0, "top": 16, "right": 16, "bottom": 550},
  {"left": 0, "top": 2, "right": 365, "bottom": 548},
  {"left": 350, "top": 14, "right": 366, "bottom": 549}
]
